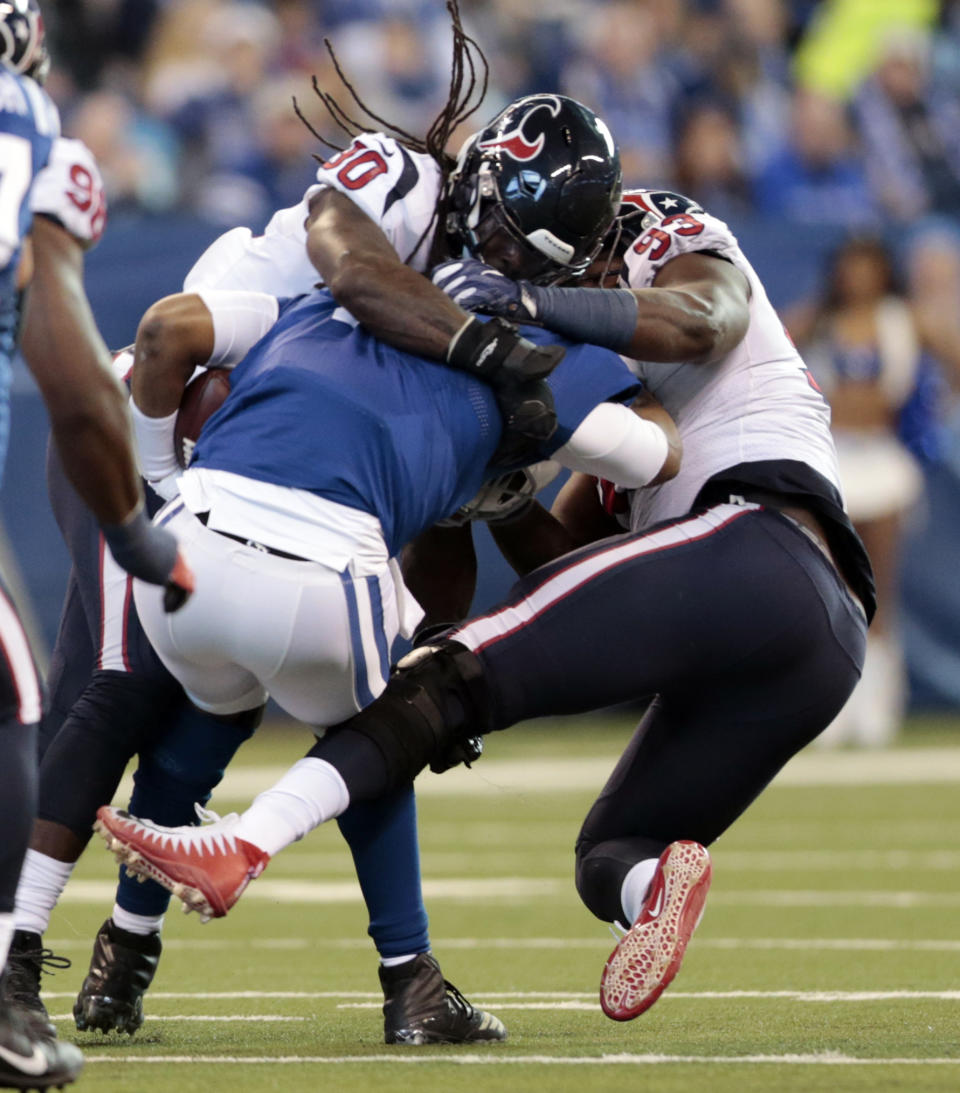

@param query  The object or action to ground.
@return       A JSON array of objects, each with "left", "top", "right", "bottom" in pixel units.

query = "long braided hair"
[{"left": 293, "top": 0, "right": 489, "bottom": 262}]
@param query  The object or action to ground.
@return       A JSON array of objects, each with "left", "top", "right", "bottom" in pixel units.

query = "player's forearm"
[
  {"left": 621, "top": 284, "right": 745, "bottom": 363},
  {"left": 20, "top": 217, "right": 142, "bottom": 523},
  {"left": 132, "top": 294, "right": 215, "bottom": 416},
  {"left": 401, "top": 524, "right": 478, "bottom": 630},
  {"left": 551, "top": 471, "right": 624, "bottom": 547},
  {"left": 46, "top": 404, "right": 142, "bottom": 523},
  {"left": 325, "top": 250, "right": 467, "bottom": 358},
  {"left": 307, "top": 188, "right": 467, "bottom": 359},
  {"left": 489, "top": 501, "right": 578, "bottom": 577}
]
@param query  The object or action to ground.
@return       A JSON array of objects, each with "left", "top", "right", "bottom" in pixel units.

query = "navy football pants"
[{"left": 450, "top": 501, "right": 867, "bottom": 924}]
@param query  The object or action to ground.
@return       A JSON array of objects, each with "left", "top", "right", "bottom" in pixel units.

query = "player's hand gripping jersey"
[
  {"left": 616, "top": 189, "right": 842, "bottom": 533},
  {"left": 184, "top": 134, "right": 441, "bottom": 296}
]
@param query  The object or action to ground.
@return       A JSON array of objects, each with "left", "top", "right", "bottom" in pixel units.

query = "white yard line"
[
  {"left": 55, "top": 879, "right": 960, "bottom": 907},
  {"left": 77, "top": 1052, "right": 960, "bottom": 1066},
  {"left": 111, "top": 747, "right": 960, "bottom": 804},
  {"left": 339, "top": 990, "right": 960, "bottom": 1009},
  {"left": 42, "top": 935, "right": 960, "bottom": 953},
  {"left": 42, "top": 989, "right": 960, "bottom": 1002},
  {"left": 49, "top": 1014, "right": 304, "bottom": 1022}
]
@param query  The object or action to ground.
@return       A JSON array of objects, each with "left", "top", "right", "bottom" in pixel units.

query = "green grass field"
[{"left": 41, "top": 713, "right": 960, "bottom": 1093}]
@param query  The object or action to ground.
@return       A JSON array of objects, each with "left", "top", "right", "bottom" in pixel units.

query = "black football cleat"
[
  {"left": 0, "top": 1002, "right": 83, "bottom": 1090},
  {"left": 72, "top": 919, "right": 162, "bottom": 1036},
  {"left": 1, "top": 932, "right": 70, "bottom": 1041},
  {"left": 379, "top": 953, "right": 507, "bottom": 1045}
]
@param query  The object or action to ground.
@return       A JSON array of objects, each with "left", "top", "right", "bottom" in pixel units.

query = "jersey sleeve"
[
  {"left": 0, "top": 72, "right": 57, "bottom": 269},
  {"left": 29, "top": 137, "right": 107, "bottom": 248},
  {"left": 621, "top": 190, "right": 742, "bottom": 290},
  {"left": 308, "top": 133, "right": 441, "bottom": 272}
]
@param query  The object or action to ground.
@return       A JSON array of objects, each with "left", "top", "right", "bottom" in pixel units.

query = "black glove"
[
  {"left": 446, "top": 316, "right": 565, "bottom": 383},
  {"left": 491, "top": 378, "right": 557, "bottom": 465}
]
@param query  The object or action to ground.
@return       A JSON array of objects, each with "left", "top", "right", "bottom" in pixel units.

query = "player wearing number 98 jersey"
[
  {"left": 0, "top": 2, "right": 191, "bottom": 1081},
  {"left": 0, "top": 9, "right": 83, "bottom": 1088}
]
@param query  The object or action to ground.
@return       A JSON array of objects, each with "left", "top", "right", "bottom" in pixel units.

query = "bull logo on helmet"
[{"left": 476, "top": 96, "right": 562, "bottom": 163}]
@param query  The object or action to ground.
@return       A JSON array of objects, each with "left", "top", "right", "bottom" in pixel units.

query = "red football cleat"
[
  {"left": 95, "top": 805, "right": 269, "bottom": 923},
  {"left": 599, "top": 840, "right": 712, "bottom": 1020}
]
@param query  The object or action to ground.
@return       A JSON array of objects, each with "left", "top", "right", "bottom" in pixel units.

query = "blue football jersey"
[
  {"left": 194, "top": 292, "right": 639, "bottom": 554},
  {"left": 0, "top": 62, "right": 58, "bottom": 483}
]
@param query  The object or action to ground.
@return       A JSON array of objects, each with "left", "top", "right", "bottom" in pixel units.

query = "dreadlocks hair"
[{"left": 293, "top": 0, "right": 489, "bottom": 263}]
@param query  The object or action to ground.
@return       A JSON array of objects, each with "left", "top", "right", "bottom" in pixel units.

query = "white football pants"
[{"left": 133, "top": 503, "right": 400, "bottom": 726}]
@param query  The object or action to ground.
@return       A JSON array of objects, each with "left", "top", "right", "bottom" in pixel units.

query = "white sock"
[
  {"left": 380, "top": 953, "right": 419, "bottom": 968},
  {"left": 620, "top": 857, "right": 659, "bottom": 926},
  {"left": 0, "top": 912, "right": 14, "bottom": 966},
  {"left": 112, "top": 905, "right": 164, "bottom": 936},
  {"left": 235, "top": 757, "right": 350, "bottom": 857},
  {"left": 14, "top": 850, "right": 76, "bottom": 935}
]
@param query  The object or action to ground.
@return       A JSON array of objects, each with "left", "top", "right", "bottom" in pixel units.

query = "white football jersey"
[
  {"left": 619, "top": 190, "right": 843, "bottom": 533},
  {"left": 183, "top": 133, "right": 442, "bottom": 296},
  {"left": 29, "top": 137, "right": 106, "bottom": 247}
]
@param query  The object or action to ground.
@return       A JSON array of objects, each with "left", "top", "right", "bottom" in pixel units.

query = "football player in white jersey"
[{"left": 97, "top": 179, "right": 874, "bottom": 1026}]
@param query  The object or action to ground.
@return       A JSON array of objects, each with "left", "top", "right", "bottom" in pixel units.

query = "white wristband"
[{"left": 129, "top": 400, "right": 180, "bottom": 482}]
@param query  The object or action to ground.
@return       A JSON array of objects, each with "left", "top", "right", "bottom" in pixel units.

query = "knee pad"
[{"left": 326, "top": 640, "right": 491, "bottom": 792}]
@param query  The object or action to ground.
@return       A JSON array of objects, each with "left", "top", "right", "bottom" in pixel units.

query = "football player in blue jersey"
[
  {"left": 0, "top": 0, "right": 192, "bottom": 1086},
  {"left": 82, "top": 277, "right": 677, "bottom": 1040}
]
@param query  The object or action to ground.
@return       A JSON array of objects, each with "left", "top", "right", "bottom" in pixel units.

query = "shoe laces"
[
  {"left": 7, "top": 945, "right": 71, "bottom": 994},
  {"left": 442, "top": 978, "right": 476, "bottom": 1020},
  {"left": 608, "top": 920, "right": 628, "bottom": 943},
  {"left": 194, "top": 803, "right": 226, "bottom": 825}
]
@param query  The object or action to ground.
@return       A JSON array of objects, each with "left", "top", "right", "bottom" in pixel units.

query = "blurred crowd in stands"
[
  {"left": 40, "top": 0, "right": 960, "bottom": 237},
  {"left": 37, "top": 0, "right": 960, "bottom": 737}
]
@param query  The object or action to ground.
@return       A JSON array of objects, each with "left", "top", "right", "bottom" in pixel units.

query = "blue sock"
[
  {"left": 336, "top": 785, "right": 430, "bottom": 958},
  {"left": 116, "top": 702, "right": 260, "bottom": 918}
]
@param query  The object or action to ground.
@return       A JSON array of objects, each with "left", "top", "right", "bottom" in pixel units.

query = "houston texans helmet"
[
  {"left": 0, "top": 0, "right": 49, "bottom": 83},
  {"left": 446, "top": 94, "right": 622, "bottom": 285}
]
